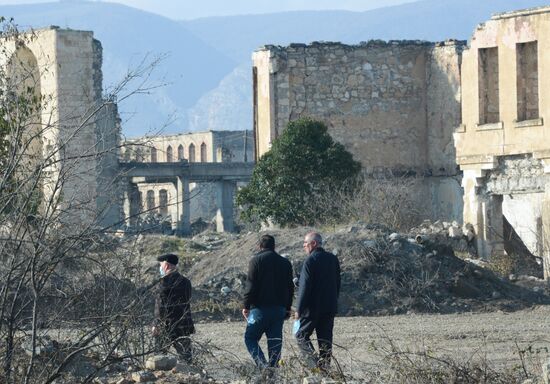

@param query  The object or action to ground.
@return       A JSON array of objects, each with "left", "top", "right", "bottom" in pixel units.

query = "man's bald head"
[{"left": 303, "top": 232, "right": 323, "bottom": 254}]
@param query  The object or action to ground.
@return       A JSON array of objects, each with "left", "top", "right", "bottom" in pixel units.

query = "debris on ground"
[{"left": 186, "top": 223, "right": 549, "bottom": 319}]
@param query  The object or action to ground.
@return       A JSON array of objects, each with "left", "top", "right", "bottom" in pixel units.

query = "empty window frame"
[
  {"left": 150, "top": 147, "right": 157, "bottom": 163},
  {"left": 159, "top": 189, "right": 168, "bottom": 215},
  {"left": 478, "top": 47, "right": 500, "bottom": 125},
  {"left": 177, "top": 144, "right": 184, "bottom": 160},
  {"left": 516, "top": 41, "right": 539, "bottom": 121},
  {"left": 146, "top": 190, "right": 155, "bottom": 211},
  {"left": 166, "top": 145, "right": 173, "bottom": 162}
]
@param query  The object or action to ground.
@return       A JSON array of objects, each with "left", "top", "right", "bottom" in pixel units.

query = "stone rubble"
[
  {"left": 145, "top": 355, "right": 177, "bottom": 371},
  {"left": 131, "top": 370, "right": 157, "bottom": 383}
]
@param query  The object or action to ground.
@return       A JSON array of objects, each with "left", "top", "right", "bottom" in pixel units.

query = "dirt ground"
[{"left": 193, "top": 305, "right": 550, "bottom": 382}]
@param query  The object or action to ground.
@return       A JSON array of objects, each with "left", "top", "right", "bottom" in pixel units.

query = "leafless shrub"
[
  {"left": 0, "top": 21, "right": 174, "bottom": 383},
  {"left": 314, "top": 172, "right": 423, "bottom": 231},
  {"left": 357, "top": 323, "right": 537, "bottom": 384}
]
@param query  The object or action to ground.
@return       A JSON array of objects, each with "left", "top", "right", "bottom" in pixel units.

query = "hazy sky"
[{"left": 0, "top": 0, "right": 418, "bottom": 19}]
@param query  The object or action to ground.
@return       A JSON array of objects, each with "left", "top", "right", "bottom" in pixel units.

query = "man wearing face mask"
[{"left": 152, "top": 253, "right": 195, "bottom": 362}]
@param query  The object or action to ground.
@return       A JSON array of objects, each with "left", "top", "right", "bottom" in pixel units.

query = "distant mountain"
[
  {"left": 183, "top": 0, "right": 550, "bottom": 62},
  {"left": 0, "top": 1, "right": 235, "bottom": 136},
  {"left": 0, "top": 0, "right": 548, "bottom": 135},
  {"left": 181, "top": 0, "right": 550, "bottom": 132},
  {"left": 187, "top": 62, "right": 252, "bottom": 132}
]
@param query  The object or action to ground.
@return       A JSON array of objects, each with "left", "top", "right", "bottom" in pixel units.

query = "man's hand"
[
  {"left": 151, "top": 326, "right": 159, "bottom": 337},
  {"left": 242, "top": 308, "right": 249, "bottom": 320},
  {"left": 294, "top": 312, "right": 300, "bottom": 320}
]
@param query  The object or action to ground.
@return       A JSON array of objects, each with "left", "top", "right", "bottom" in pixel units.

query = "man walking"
[
  {"left": 295, "top": 232, "right": 341, "bottom": 371},
  {"left": 153, "top": 253, "right": 195, "bottom": 363},
  {"left": 242, "top": 234, "right": 294, "bottom": 368}
]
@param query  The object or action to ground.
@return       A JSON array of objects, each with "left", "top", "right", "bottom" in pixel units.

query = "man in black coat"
[
  {"left": 153, "top": 253, "right": 195, "bottom": 362},
  {"left": 295, "top": 232, "right": 341, "bottom": 370},
  {"left": 242, "top": 234, "right": 294, "bottom": 368}
]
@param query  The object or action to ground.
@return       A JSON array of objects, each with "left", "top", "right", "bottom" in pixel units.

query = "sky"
[{"left": 0, "top": 0, "right": 418, "bottom": 19}]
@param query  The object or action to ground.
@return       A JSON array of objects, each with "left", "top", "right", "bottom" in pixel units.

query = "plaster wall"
[
  {"left": 455, "top": 7, "right": 550, "bottom": 270},
  {"left": 503, "top": 193, "right": 543, "bottom": 256},
  {"left": 455, "top": 7, "right": 550, "bottom": 161}
]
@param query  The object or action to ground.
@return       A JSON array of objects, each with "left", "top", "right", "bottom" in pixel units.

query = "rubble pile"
[
  {"left": 11, "top": 338, "right": 217, "bottom": 384},
  {"left": 187, "top": 224, "right": 549, "bottom": 319}
]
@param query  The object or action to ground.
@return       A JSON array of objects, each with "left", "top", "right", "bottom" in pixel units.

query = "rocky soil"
[
  {"left": 12, "top": 222, "right": 549, "bottom": 383},
  {"left": 184, "top": 222, "right": 549, "bottom": 321}
]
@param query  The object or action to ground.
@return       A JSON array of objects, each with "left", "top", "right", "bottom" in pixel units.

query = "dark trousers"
[
  {"left": 157, "top": 326, "right": 193, "bottom": 363},
  {"left": 295, "top": 314, "right": 335, "bottom": 369},
  {"left": 244, "top": 306, "right": 286, "bottom": 368}
]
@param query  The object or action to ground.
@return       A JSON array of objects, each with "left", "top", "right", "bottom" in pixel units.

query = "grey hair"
[{"left": 305, "top": 232, "right": 323, "bottom": 246}]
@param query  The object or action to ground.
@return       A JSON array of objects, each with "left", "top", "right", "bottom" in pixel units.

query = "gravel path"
[{"left": 193, "top": 306, "right": 550, "bottom": 381}]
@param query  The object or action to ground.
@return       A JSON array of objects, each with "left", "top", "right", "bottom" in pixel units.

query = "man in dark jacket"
[
  {"left": 295, "top": 232, "right": 341, "bottom": 370},
  {"left": 153, "top": 253, "right": 195, "bottom": 362},
  {"left": 242, "top": 234, "right": 294, "bottom": 368}
]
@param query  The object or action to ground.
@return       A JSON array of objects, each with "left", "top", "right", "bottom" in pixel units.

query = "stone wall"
[
  {"left": 1, "top": 27, "right": 121, "bottom": 229},
  {"left": 253, "top": 40, "right": 465, "bottom": 221},
  {"left": 427, "top": 43, "right": 463, "bottom": 175}
]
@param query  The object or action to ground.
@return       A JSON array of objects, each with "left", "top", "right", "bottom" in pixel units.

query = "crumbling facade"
[
  {"left": 454, "top": 6, "right": 550, "bottom": 276},
  {"left": 121, "top": 131, "right": 254, "bottom": 227},
  {"left": 3, "top": 27, "right": 121, "bottom": 229},
  {"left": 253, "top": 40, "right": 465, "bottom": 221}
]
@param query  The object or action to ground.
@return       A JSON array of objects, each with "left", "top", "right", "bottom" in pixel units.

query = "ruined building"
[
  {"left": 4, "top": 26, "right": 252, "bottom": 235},
  {"left": 252, "top": 6, "right": 550, "bottom": 278},
  {"left": 121, "top": 130, "right": 254, "bottom": 227},
  {"left": 4, "top": 27, "right": 121, "bottom": 229},
  {"left": 253, "top": 40, "right": 465, "bottom": 221},
  {"left": 455, "top": 6, "right": 550, "bottom": 277}
]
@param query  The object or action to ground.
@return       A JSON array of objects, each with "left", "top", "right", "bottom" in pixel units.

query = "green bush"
[{"left": 237, "top": 118, "right": 361, "bottom": 226}]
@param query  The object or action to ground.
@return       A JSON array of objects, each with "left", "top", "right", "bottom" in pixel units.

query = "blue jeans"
[{"left": 244, "top": 306, "right": 286, "bottom": 367}]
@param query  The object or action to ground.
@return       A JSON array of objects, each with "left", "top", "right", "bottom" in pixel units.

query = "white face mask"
[{"left": 159, "top": 265, "right": 166, "bottom": 277}]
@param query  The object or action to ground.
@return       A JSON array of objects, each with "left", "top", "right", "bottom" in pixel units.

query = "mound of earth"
[{"left": 186, "top": 224, "right": 550, "bottom": 320}]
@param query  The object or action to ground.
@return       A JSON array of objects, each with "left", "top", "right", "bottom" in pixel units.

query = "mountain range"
[{"left": 0, "top": 0, "right": 548, "bottom": 136}]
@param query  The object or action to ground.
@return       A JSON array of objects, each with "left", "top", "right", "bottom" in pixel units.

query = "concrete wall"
[
  {"left": 122, "top": 130, "right": 253, "bottom": 224},
  {"left": 122, "top": 130, "right": 254, "bottom": 164},
  {"left": 212, "top": 130, "right": 255, "bottom": 163},
  {"left": 253, "top": 40, "right": 464, "bottom": 221}
]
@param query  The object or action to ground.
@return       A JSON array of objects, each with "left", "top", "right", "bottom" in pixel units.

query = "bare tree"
[{"left": 0, "top": 21, "right": 176, "bottom": 384}]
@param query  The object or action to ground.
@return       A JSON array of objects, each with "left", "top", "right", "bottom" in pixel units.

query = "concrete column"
[
  {"left": 462, "top": 169, "right": 505, "bottom": 260},
  {"left": 215, "top": 180, "right": 236, "bottom": 232},
  {"left": 170, "top": 181, "right": 179, "bottom": 230},
  {"left": 122, "top": 179, "right": 140, "bottom": 228},
  {"left": 176, "top": 176, "right": 191, "bottom": 236}
]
